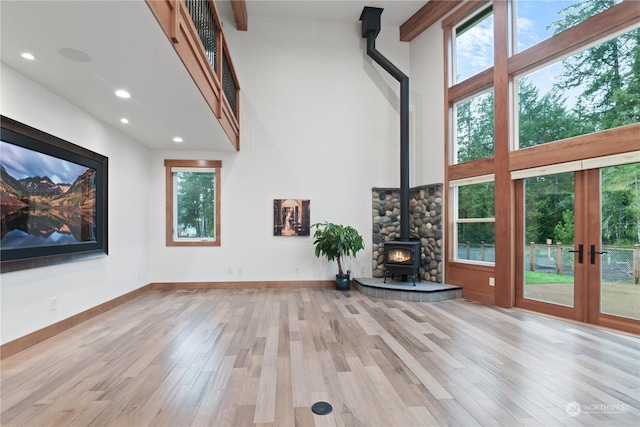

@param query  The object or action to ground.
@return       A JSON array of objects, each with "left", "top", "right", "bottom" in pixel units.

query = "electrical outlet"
[
  {"left": 237, "top": 267, "right": 242, "bottom": 275},
  {"left": 228, "top": 268, "right": 233, "bottom": 274},
  {"left": 489, "top": 277, "right": 495, "bottom": 287},
  {"left": 49, "top": 297, "right": 57, "bottom": 311},
  {"left": 295, "top": 267, "right": 300, "bottom": 274}
]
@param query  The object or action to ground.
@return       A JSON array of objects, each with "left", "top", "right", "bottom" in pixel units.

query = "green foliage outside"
[
  {"left": 456, "top": 90, "right": 494, "bottom": 163},
  {"left": 525, "top": 271, "right": 574, "bottom": 285},
  {"left": 524, "top": 172, "right": 575, "bottom": 244},
  {"left": 176, "top": 172, "right": 215, "bottom": 238},
  {"left": 456, "top": 0, "right": 640, "bottom": 247},
  {"left": 601, "top": 165, "right": 640, "bottom": 245},
  {"left": 457, "top": 182, "right": 495, "bottom": 244}
]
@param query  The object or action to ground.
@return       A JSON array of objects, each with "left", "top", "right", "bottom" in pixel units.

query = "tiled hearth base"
[{"left": 353, "top": 277, "right": 461, "bottom": 302}]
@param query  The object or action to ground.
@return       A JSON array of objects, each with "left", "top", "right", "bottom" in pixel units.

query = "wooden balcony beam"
[
  {"left": 231, "top": 0, "right": 248, "bottom": 31},
  {"left": 400, "top": 0, "right": 462, "bottom": 42}
]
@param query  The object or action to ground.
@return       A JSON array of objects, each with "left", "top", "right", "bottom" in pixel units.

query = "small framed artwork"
[
  {"left": 273, "top": 199, "right": 310, "bottom": 236},
  {"left": 1, "top": 116, "right": 108, "bottom": 272}
]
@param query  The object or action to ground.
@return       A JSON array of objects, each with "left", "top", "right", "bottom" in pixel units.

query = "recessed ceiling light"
[
  {"left": 120, "top": 118, "right": 129, "bottom": 124},
  {"left": 173, "top": 137, "right": 184, "bottom": 143},
  {"left": 20, "top": 52, "right": 36, "bottom": 61},
  {"left": 115, "top": 89, "right": 131, "bottom": 99}
]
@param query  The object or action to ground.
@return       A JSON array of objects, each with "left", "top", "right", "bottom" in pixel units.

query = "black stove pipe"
[{"left": 360, "top": 7, "right": 410, "bottom": 241}]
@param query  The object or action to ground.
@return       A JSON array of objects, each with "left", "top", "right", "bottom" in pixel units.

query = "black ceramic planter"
[{"left": 335, "top": 273, "right": 351, "bottom": 291}]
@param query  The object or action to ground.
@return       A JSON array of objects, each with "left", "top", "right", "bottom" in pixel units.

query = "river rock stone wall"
[{"left": 372, "top": 184, "right": 443, "bottom": 283}]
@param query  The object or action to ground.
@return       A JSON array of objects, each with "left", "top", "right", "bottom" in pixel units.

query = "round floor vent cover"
[{"left": 311, "top": 401, "right": 333, "bottom": 415}]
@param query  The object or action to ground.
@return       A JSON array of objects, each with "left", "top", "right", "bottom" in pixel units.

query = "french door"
[{"left": 516, "top": 162, "right": 640, "bottom": 333}]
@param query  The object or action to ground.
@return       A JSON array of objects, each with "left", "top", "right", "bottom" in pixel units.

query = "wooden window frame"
[
  {"left": 164, "top": 159, "right": 221, "bottom": 247},
  {"left": 443, "top": 0, "right": 640, "bottom": 307}
]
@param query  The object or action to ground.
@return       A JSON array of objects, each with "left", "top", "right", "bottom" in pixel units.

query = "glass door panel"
[
  {"left": 523, "top": 172, "right": 575, "bottom": 307},
  {"left": 600, "top": 163, "right": 640, "bottom": 320}
]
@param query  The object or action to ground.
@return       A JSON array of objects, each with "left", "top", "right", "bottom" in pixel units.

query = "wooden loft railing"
[{"left": 146, "top": 0, "right": 240, "bottom": 151}]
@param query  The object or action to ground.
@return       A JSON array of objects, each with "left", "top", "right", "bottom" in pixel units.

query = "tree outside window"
[
  {"left": 454, "top": 89, "right": 495, "bottom": 164},
  {"left": 164, "top": 159, "right": 221, "bottom": 246}
]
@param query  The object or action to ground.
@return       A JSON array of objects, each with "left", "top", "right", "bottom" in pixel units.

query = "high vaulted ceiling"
[
  {"left": 221, "top": 0, "right": 428, "bottom": 28},
  {"left": 1, "top": 0, "right": 431, "bottom": 152}
]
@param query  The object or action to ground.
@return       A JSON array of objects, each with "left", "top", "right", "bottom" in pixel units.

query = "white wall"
[
  {"left": 0, "top": 64, "right": 152, "bottom": 344},
  {"left": 410, "top": 22, "right": 446, "bottom": 186},
  {"left": 1, "top": 12, "right": 444, "bottom": 344},
  {"left": 149, "top": 16, "right": 411, "bottom": 282}
]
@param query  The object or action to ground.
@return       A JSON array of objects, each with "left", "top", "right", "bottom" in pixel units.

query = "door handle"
[
  {"left": 590, "top": 244, "right": 608, "bottom": 264},
  {"left": 568, "top": 244, "right": 583, "bottom": 264}
]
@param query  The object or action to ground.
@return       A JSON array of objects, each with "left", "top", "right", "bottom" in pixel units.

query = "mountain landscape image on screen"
[{"left": 0, "top": 155, "right": 97, "bottom": 249}]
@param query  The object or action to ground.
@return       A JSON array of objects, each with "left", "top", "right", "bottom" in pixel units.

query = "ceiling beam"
[
  {"left": 400, "top": 0, "right": 462, "bottom": 42},
  {"left": 230, "top": 0, "right": 248, "bottom": 31}
]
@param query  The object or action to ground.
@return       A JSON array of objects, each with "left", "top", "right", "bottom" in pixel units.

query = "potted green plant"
[{"left": 312, "top": 221, "right": 364, "bottom": 290}]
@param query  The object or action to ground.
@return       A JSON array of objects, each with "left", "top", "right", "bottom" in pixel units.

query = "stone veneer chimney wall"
[{"left": 372, "top": 184, "right": 443, "bottom": 283}]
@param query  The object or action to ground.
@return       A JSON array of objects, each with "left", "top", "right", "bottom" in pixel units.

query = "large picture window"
[
  {"left": 517, "top": 27, "right": 640, "bottom": 149},
  {"left": 442, "top": 0, "right": 640, "bottom": 328},
  {"left": 164, "top": 159, "right": 221, "bottom": 246},
  {"left": 514, "top": 0, "right": 623, "bottom": 53}
]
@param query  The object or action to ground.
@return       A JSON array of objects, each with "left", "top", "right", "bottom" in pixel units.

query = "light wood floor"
[{"left": 1, "top": 288, "right": 639, "bottom": 426}]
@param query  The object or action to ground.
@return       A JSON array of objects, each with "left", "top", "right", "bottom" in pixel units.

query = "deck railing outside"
[{"left": 457, "top": 242, "right": 639, "bottom": 284}]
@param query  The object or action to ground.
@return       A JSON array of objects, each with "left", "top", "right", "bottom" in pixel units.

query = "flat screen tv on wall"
[{"left": 1, "top": 116, "right": 108, "bottom": 272}]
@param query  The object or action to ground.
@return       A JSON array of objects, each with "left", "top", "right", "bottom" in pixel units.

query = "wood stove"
[
  {"left": 383, "top": 240, "right": 421, "bottom": 285},
  {"left": 361, "top": 8, "right": 420, "bottom": 285}
]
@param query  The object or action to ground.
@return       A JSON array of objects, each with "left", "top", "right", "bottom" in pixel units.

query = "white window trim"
[
  {"left": 451, "top": 177, "right": 496, "bottom": 265},
  {"left": 511, "top": 152, "right": 640, "bottom": 180}
]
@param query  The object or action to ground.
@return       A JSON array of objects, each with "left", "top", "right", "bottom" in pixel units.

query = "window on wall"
[
  {"left": 514, "top": 0, "right": 623, "bottom": 53},
  {"left": 443, "top": 0, "right": 639, "bottom": 269},
  {"left": 517, "top": 27, "right": 640, "bottom": 148},
  {"left": 452, "top": 178, "right": 496, "bottom": 264},
  {"left": 454, "top": 89, "right": 495, "bottom": 163},
  {"left": 454, "top": 5, "right": 494, "bottom": 84},
  {"left": 164, "top": 159, "right": 221, "bottom": 246}
]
